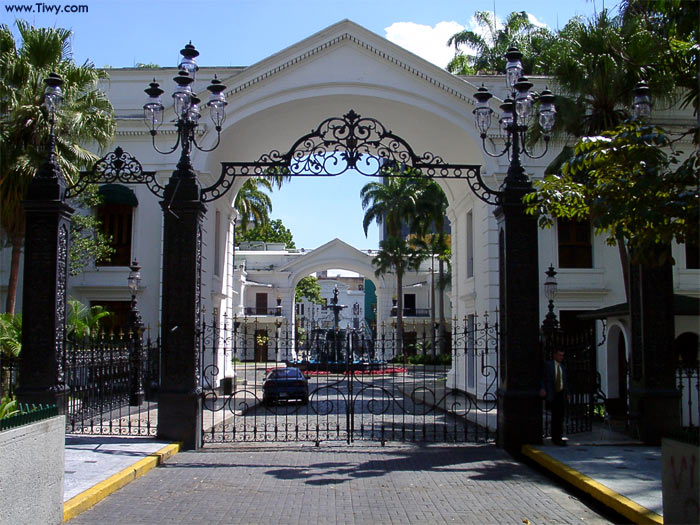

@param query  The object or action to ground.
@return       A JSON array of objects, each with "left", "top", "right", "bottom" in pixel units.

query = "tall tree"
[
  {"left": 236, "top": 218, "right": 295, "bottom": 249},
  {"left": 526, "top": 121, "right": 699, "bottom": 267},
  {"left": 233, "top": 177, "right": 273, "bottom": 232},
  {"left": 295, "top": 275, "right": 324, "bottom": 305},
  {"left": 447, "top": 10, "right": 554, "bottom": 75},
  {"left": 360, "top": 175, "right": 420, "bottom": 238},
  {"left": 411, "top": 179, "right": 451, "bottom": 354},
  {"left": 0, "top": 22, "right": 115, "bottom": 313},
  {"left": 371, "top": 236, "right": 425, "bottom": 357},
  {"left": 531, "top": 6, "right": 696, "bottom": 297}
]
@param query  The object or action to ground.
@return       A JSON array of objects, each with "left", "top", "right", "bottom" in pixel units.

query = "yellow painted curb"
[
  {"left": 63, "top": 442, "right": 181, "bottom": 522},
  {"left": 522, "top": 445, "right": 663, "bottom": 525}
]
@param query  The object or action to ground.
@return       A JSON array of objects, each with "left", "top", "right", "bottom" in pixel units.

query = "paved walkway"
[
  {"left": 66, "top": 441, "right": 614, "bottom": 524},
  {"left": 62, "top": 424, "right": 662, "bottom": 524}
]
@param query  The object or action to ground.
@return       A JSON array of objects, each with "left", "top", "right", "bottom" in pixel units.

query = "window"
[
  {"left": 214, "top": 210, "right": 221, "bottom": 276},
  {"left": 403, "top": 293, "right": 416, "bottom": 316},
  {"left": 96, "top": 185, "right": 137, "bottom": 267},
  {"left": 557, "top": 218, "right": 592, "bottom": 268},
  {"left": 255, "top": 293, "right": 268, "bottom": 315},
  {"left": 466, "top": 211, "right": 474, "bottom": 278}
]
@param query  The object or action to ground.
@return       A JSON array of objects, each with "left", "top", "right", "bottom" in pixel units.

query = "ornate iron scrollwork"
[
  {"left": 66, "top": 147, "right": 165, "bottom": 199},
  {"left": 208, "top": 110, "right": 499, "bottom": 205}
]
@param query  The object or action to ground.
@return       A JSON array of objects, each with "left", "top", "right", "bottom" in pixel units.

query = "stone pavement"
[{"left": 65, "top": 440, "right": 620, "bottom": 525}]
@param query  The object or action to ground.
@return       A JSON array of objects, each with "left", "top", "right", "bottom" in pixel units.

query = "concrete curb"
[
  {"left": 522, "top": 445, "right": 663, "bottom": 525},
  {"left": 63, "top": 442, "right": 181, "bottom": 522}
]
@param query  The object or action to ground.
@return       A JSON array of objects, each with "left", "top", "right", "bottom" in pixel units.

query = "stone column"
[
  {"left": 628, "top": 254, "right": 680, "bottom": 443},
  {"left": 495, "top": 183, "right": 543, "bottom": 451},
  {"left": 17, "top": 153, "right": 74, "bottom": 413},
  {"left": 157, "top": 169, "right": 205, "bottom": 450}
]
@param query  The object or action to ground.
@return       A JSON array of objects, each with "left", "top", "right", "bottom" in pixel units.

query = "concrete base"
[
  {"left": 0, "top": 415, "right": 65, "bottom": 525},
  {"left": 157, "top": 391, "right": 202, "bottom": 450},
  {"left": 662, "top": 438, "right": 699, "bottom": 524},
  {"left": 498, "top": 389, "right": 543, "bottom": 451},
  {"left": 630, "top": 388, "right": 681, "bottom": 444}
]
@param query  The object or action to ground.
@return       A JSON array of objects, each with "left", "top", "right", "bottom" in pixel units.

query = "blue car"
[{"left": 262, "top": 367, "right": 309, "bottom": 405}]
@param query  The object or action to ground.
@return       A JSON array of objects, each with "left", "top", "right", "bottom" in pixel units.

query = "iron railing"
[
  {"left": 64, "top": 331, "right": 160, "bottom": 436},
  {"left": 244, "top": 307, "right": 283, "bottom": 316},
  {"left": 0, "top": 355, "right": 19, "bottom": 399},
  {"left": 541, "top": 328, "right": 600, "bottom": 437},
  {"left": 677, "top": 365, "right": 699, "bottom": 429},
  {"left": 0, "top": 404, "right": 59, "bottom": 432}
]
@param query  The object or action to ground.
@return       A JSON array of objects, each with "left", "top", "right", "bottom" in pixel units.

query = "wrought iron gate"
[
  {"left": 200, "top": 314, "right": 498, "bottom": 445},
  {"left": 541, "top": 327, "right": 602, "bottom": 437},
  {"left": 64, "top": 330, "right": 160, "bottom": 436}
]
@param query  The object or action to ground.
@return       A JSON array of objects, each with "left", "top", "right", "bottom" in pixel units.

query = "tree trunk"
[
  {"left": 4, "top": 235, "right": 23, "bottom": 314},
  {"left": 617, "top": 237, "right": 630, "bottom": 303},
  {"left": 438, "top": 257, "right": 447, "bottom": 354},
  {"left": 396, "top": 272, "right": 403, "bottom": 358},
  {"left": 430, "top": 254, "right": 436, "bottom": 357}
]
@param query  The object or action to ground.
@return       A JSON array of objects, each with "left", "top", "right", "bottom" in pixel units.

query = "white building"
[{"left": 1, "top": 20, "right": 697, "bottom": 404}]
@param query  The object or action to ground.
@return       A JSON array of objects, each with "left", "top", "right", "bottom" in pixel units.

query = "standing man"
[{"left": 540, "top": 349, "right": 568, "bottom": 445}]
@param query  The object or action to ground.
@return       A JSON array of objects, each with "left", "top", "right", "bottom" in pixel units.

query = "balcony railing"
[
  {"left": 244, "top": 307, "right": 283, "bottom": 316},
  {"left": 391, "top": 308, "right": 431, "bottom": 317}
]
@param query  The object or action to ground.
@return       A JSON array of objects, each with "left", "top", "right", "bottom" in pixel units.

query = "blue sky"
[{"left": 2, "top": 0, "right": 607, "bottom": 250}]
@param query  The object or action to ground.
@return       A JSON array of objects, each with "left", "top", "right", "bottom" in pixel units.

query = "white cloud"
[
  {"left": 384, "top": 21, "right": 464, "bottom": 69},
  {"left": 527, "top": 13, "right": 548, "bottom": 28},
  {"left": 384, "top": 13, "right": 549, "bottom": 69}
]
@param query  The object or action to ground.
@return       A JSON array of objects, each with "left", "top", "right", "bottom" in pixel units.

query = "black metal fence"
[
  {"left": 1, "top": 355, "right": 19, "bottom": 399},
  {"left": 541, "top": 328, "right": 601, "bottom": 438},
  {"left": 64, "top": 331, "right": 160, "bottom": 436},
  {"left": 199, "top": 314, "right": 499, "bottom": 445},
  {"left": 677, "top": 365, "right": 699, "bottom": 430}
]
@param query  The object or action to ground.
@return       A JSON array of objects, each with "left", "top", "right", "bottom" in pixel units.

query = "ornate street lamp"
[
  {"left": 128, "top": 260, "right": 145, "bottom": 406},
  {"left": 472, "top": 47, "right": 556, "bottom": 185},
  {"left": 632, "top": 80, "right": 651, "bottom": 120},
  {"left": 39, "top": 72, "right": 66, "bottom": 185},
  {"left": 143, "top": 42, "right": 227, "bottom": 172},
  {"left": 472, "top": 46, "right": 557, "bottom": 450},
  {"left": 541, "top": 265, "right": 559, "bottom": 359}
]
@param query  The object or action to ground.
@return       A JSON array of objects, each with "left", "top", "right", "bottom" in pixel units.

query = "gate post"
[
  {"left": 495, "top": 183, "right": 543, "bottom": 451},
  {"left": 16, "top": 124, "right": 74, "bottom": 414},
  {"left": 628, "top": 254, "right": 681, "bottom": 443},
  {"left": 156, "top": 164, "right": 204, "bottom": 450}
]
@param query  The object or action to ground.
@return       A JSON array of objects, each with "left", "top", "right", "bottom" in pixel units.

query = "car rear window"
[{"left": 268, "top": 368, "right": 303, "bottom": 379}]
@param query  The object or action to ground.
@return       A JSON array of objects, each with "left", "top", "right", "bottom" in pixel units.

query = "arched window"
[{"left": 96, "top": 184, "right": 137, "bottom": 267}]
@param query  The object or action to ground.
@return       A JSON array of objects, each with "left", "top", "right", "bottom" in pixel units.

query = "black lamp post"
[
  {"left": 17, "top": 72, "right": 75, "bottom": 413},
  {"left": 128, "top": 261, "right": 145, "bottom": 406},
  {"left": 144, "top": 43, "right": 227, "bottom": 449},
  {"left": 541, "top": 265, "right": 559, "bottom": 360},
  {"left": 472, "top": 47, "right": 557, "bottom": 450}
]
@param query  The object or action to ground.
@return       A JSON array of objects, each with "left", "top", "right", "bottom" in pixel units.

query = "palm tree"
[
  {"left": 372, "top": 236, "right": 425, "bottom": 357},
  {"left": 66, "top": 298, "right": 110, "bottom": 339},
  {"left": 0, "top": 22, "right": 115, "bottom": 313},
  {"left": 411, "top": 180, "right": 451, "bottom": 354},
  {"left": 0, "top": 312, "right": 21, "bottom": 398},
  {"left": 535, "top": 9, "right": 669, "bottom": 298},
  {"left": 447, "top": 11, "right": 553, "bottom": 75},
  {"left": 234, "top": 177, "right": 273, "bottom": 232},
  {"left": 360, "top": 175, "right": 420, "bottom": 238}
]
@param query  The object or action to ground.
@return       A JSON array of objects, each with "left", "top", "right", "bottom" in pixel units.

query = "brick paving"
[{"left": 68, "top": 442, "right": 613, "bottom": 525}]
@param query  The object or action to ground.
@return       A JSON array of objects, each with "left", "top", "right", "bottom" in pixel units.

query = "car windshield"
[{"left": 267, "top": 368, "right": 303, "bottom": 380}]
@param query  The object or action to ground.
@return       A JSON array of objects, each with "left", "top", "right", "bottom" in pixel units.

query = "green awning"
[{"left": 98, "top": 184, "right": 138, "bottom": 206}]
